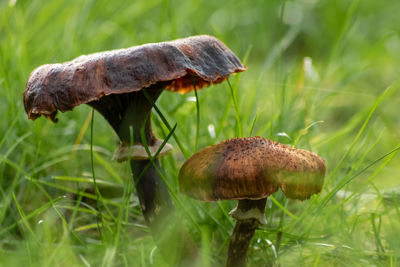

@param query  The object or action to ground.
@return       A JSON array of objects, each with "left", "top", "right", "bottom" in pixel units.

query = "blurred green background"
[{"left": 1, "top": 0, "right": 400, "bottom": 266}]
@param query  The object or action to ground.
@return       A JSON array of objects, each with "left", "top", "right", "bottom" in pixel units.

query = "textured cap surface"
[
  {"left": 24, "top": 35, "right": 246, "bottom": 121},
  {"left": 179, "top": 137, "right": 326, "bottom": 201}
]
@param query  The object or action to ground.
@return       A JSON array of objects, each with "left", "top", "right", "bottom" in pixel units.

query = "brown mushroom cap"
[
  {"left": 179, "top": 137, "right": 326, "bottom": 201},
  {"left": 23, "top": 35, "right": 246, "bottom": 122}
]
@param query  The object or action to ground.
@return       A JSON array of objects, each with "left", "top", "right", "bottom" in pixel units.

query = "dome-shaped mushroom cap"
[
  {"left": 24, "top": 35, "right": 246, "bottom": 121},
  {"left": 179, "top": 137, "right": 326, "bottom": 201}
]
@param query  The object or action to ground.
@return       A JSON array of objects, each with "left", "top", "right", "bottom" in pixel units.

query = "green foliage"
[{"left": 1, "top": 0, "right": 400, "bottom": 266}]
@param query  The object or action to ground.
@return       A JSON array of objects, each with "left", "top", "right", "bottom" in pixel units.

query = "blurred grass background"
[{"left": 1, "top": 0, "right": 400, "bottom": 266}]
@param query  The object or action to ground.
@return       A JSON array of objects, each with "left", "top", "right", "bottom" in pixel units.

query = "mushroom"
[
  {"left": 178, "top": 136, "right": 326, "bottom": 267},
  {"left": 23, "top": 35, "right": 246, "bottom": 264}
]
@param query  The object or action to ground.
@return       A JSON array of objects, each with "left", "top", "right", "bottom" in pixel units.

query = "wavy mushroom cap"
[
  {"left": 179, "top": 137, "right": 326, "bottom": 201},
  {"left": 24, "top": 35, "right": 246, "bottom": 121}
]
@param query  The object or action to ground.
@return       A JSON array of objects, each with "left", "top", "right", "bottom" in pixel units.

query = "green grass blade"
[
  {"left": 227, "top": 79, "right": 242, "bottom": 137},
  {"left": 90, "top": 108, "right": 104, "bottom": 238},
  {"left": 142, "top": 89, "right": 190, "bottom": 158},
  {"left": 327, "top": 82, "right": 398, "bottom": 182},
  {"left": 269, "top": 195, "right": 299, "bottom": 221},
  {"left": 193, "top": 80, "right": 200, "bottom": 152}
]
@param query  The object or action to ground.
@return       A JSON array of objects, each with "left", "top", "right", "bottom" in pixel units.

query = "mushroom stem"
[
  {"left": 88, "top": 85, "right": 167, "bottom": 146},
  {"left": 123, "top": 92, "right": 197, "bottom": 264},
  {"left": 91, "top": 88, "right": 198, "bottom": 264},
  {"left": 130, "top": 159, "right": 174, "bottom": 226},
  {"left": 226, "top": 198, "right": 267, "bottom": 267},
  {"left": 131, "top": 159, "right": 198, "bottom": 265},
  {"left": 117, "top": 90, "right": 160, "bottom": 145}
]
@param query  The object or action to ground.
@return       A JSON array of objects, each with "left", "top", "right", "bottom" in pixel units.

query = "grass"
[{"left": 1, "top": 0, "right": 400, "bottom": 266}]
